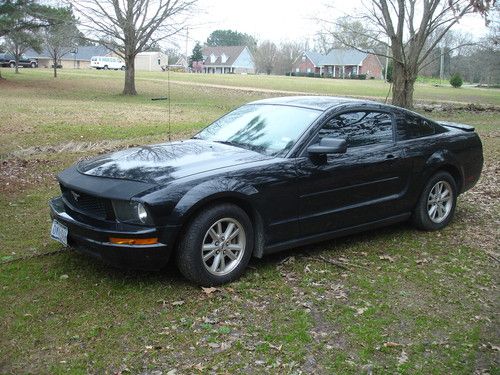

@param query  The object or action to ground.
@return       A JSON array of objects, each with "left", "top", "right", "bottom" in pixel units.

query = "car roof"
[{"left": 248, "top": 96, "right": 382, "bottom": 111}]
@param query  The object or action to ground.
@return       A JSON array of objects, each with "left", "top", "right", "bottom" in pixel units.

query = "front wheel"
[
  {"left": 30, "top": 62, "right": 36, "bottom": 68},
  {"left": 103, "top": 65, "right": 108, "bottom": 70},
  {"left": 9, "top": 62, "right": 15, "bottom": 68},
  {"left": 176, "top": 203, "right": 254, "bottom": 286},
  {"left": 412, "top": 171, "right": 457, "bottom": 231}
]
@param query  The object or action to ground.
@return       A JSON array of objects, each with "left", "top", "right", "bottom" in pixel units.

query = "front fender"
[{"left": 170, "top": 178, "right": 259, "bottom": 224}]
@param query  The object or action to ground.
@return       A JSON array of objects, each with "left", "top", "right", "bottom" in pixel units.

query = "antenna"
[{"left": 167, "top": 65, "right": 171, "bottom": 142}]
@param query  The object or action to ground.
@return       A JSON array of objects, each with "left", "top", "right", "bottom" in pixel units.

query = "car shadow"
[
  {"left": 249, "top": 221, "right": 413, "bottom": 269},
  {"left": 60, "top": 220, "right": 414, "bottom": 287}
]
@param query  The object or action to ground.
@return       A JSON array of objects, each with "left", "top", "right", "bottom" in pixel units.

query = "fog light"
[{"left": 109, "top": 237, "right": 158, "bottom": 245}]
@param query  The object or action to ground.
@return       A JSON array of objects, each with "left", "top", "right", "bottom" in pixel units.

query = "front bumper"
[{"left": 49, "top": 196, "right": 179, "bottom": 271}]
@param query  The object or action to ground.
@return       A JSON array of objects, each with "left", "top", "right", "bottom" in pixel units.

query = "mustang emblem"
[{"left": 71, "top": 191, "right": 80, "bottom": 201}]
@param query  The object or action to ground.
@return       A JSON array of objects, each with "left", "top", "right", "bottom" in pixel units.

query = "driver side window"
[{"left": 319, "top": 111, "right": 393, "bottom": 148}]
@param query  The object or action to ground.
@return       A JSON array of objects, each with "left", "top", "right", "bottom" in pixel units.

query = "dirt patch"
[
  {"left": 275, "top": 256, "right": 354, "bottom": 373},
  {"left": 0, "top": 158, "right": 57, "bottom": 196},
  {"left": 9, "top": 140, "right": 126, "bottom": 158}
]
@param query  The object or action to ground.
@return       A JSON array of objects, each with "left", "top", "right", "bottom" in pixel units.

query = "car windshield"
[{"left": 194, "top": 104, "right": 322, "bottom": 156}]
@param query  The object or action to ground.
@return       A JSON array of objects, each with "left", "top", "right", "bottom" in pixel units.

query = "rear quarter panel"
[{"left": 399, "top": 128, "right": 483, "bottom": 210}]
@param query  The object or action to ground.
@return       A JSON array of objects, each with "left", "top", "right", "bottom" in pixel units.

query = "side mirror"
[{"left": 307, "top": 137, "right": 347, "bottom": 155}]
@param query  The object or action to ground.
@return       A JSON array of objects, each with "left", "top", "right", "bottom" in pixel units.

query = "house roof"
[
  {"left": 25, "top": 45, "right": 110, "bottom": 61},
  {"left": 305, "top": 49, "right": 369, "bottom": 66},
  {"left": 202, "top": 45, "right": 247, "bottom": 66}
]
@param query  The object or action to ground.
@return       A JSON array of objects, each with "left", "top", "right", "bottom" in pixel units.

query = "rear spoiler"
[{"left": 437, "top": 121, "right": 475, "bottom": 132}]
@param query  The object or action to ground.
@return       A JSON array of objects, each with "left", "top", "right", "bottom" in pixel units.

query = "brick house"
[
  {"left": 194, "top": 46, "right": 255, "bottom": 74},
  {"left": 294, "top": 49, "right": 383, "bottom": 79}
]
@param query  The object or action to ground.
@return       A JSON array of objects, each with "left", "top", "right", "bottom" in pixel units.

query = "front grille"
[{"left": 61, "top": 186, "right": 111, "bottom": 220}]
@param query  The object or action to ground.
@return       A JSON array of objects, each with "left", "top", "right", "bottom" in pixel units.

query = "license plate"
[{"left": 51, "top": 220, "right": 68, "bottom": 247}]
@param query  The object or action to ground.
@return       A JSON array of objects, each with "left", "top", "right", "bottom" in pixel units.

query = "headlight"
[
  {"left": 137, "top": 203, "right": 148, "bottom": 223},
  {"left": 112, "top": 200, "right": 152, "bottom": 225}
]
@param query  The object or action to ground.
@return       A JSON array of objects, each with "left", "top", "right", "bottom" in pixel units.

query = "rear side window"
[
  {"left": 319, "top": 111, "right": 393, "bottom": 148},
  {"left": 397, "top": 113, "right": 435, "bottom": 140}
]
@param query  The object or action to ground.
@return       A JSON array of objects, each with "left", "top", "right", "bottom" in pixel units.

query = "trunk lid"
[{"left": 437, "top": 121, "right": 475, "bottom": 132}]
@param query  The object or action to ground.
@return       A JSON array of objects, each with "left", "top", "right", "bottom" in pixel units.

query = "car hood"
[{"left": 77, "top": 139, "right": 271, "bottom": 184}]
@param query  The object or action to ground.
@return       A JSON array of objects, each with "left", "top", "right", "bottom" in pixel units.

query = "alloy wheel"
[
  {"left": 201, "top": 218, "right": 246, "bottom": 276},
  {"left": 427, "top": 180, "right": 453, "bottom": 223}
]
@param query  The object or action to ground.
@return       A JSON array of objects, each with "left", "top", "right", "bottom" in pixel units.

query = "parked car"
[
  {"left": 0, "top": 53, "right": 38, "bottom": 68},
  {"left": 90, "top": 56, "right": 126, "bottom": 70},
  {"left": 49, "top": 96, "right": 483, "bottom": 285}
]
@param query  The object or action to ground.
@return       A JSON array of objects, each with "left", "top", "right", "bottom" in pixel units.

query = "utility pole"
[
  {"left": 439, "top": 46, "right": 444, "bottom": 83},
  {"left": 185, "top": 27, "right": 189, "bottom": 71},
  {"left": 384, "top": 37, "right": 391, "bottom": 82},
  {"left": 384, "top": 44, "right": 390, "bottom": 82}
]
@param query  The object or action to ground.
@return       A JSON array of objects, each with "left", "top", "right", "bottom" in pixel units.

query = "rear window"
[{"left": 397, "top": 113, "right": 438, "bottom": 140}]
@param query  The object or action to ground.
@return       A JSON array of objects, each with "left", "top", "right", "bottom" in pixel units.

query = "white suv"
[{"left": 90, "top": 56, "right": 126, "bottom": 70}]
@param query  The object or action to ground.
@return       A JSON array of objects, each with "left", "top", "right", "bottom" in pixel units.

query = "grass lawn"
[{"left": 0, "top": 68, "right": 498, "bottom": 374}]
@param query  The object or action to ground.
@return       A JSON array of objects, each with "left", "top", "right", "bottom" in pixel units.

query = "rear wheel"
[
  {"left": 176, "top": 203, "right": 254, "bottom": 286},
  {"left": 30, "top": 62, "right": 36, "bottom": 68},
  {"left": 412, "top": 171, "right": 457, "bottom": 231},
  {"left": 9, "top": 62, "right": 15, "bottom": 68},
  {"left": 103, "top": 65, "right": 109, "bottom": 70}
]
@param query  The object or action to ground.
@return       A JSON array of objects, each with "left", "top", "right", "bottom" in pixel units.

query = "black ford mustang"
[{"left": 49, "top": 96, "right": 483, "bottom": 285}]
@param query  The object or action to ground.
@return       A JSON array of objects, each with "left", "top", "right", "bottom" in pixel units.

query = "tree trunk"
[
  {"left": 391, "top": 61, "right": 416, "bottom": 109},
  {"left": 15, "top": 56, "right": 19, "bottom": 74},
  {"left": 123, "top": 54, "right": 137, "bottom": 95},
  {"left": 53, "top": 57, "right": 57, "bottom": 78}
]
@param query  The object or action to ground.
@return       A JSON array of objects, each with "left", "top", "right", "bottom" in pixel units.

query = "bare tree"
[
  {"left": 317, "top": 16, "right": 386, "bottom": 54},
  {"left": 274, "top": 41, "right": 304, "bottom": 75},
  {"left": 72, "top": 0, "right": 198, "bottom": 95},
  {"left": 255, "top": 40, "right": 278, "bottom": 75},
  {"left": 43, "top": 7, "right": 79, "bottom": 78},
  {"left": 320, "top": 0, "right": 495, "bottom": 108}
]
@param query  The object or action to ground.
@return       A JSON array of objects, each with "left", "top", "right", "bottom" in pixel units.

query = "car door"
[{"left": 295, "top": 108, "right": 412, "bottom": 237}]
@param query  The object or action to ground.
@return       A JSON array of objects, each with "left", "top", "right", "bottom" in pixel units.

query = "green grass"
[{"left": 0, "top": 68, "right": 498, "bottom": 373}]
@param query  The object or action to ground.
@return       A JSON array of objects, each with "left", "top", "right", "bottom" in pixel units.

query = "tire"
[
  {"left": 176, "top": 203, "right": 254, "bottom": 286},
  {"left": 121, "top": 66, "right": 126, "bottom": 71},
  {"left": 9, "top": 62, "right": 15, "bottom": 68},
  {"left": 412, "top": 171, "right": 457, "bottom": 231},
  {"left": 103, "top": 65, "right": 108, "bottom": 70},
  {"left": 30, "top": 62, "right": 36, "bottom": 68}
]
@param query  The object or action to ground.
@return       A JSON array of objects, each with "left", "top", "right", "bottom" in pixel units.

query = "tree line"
[{"left": 1, "top": 0, "right": 497, "bottom": 109}]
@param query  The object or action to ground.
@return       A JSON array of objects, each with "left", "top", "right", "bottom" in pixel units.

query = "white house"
[{"left": 197, "top": 46, "right": 255, "bottom": 74}]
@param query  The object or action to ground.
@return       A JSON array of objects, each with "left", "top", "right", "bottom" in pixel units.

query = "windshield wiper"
[
  {"left": 213, "top": 140, "right": 271, "bottom": 155},
  {"left": 213, "top": 140, "right": 246, "bottom": 149}
]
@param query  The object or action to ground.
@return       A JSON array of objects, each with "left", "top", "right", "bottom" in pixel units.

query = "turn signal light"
[{"left": 109, "top": 237, "right": 158, "bottom": 245}]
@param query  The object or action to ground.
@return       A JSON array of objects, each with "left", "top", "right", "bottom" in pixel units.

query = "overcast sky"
[{"left": 173, "top": 0, "right": 492, "bottom": 52}]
